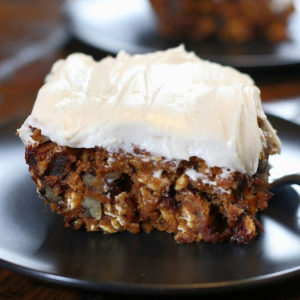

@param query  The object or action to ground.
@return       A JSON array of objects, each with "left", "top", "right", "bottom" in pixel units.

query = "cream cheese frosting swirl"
[{"left": 18, "top": 46, "right": 281, "bottom": 175}]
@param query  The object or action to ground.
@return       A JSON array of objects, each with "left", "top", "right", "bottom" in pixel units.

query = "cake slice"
[
  {"left": 150, "top": 0, "right": 294, "bottom": 42},
  {"left": 18, "top": 46, "right": 281, "bottom": 243}
]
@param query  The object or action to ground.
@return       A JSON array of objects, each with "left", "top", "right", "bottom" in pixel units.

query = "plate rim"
[{"left": 1, "top": 257, "right": 300, "bottom": 294}]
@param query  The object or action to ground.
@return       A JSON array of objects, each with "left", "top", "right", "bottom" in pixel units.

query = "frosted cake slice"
[{"left": 18, "top": 46, "right": 281, "bottom": 243}]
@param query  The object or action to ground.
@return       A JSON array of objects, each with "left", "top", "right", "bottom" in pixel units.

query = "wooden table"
[{"left": 0, "top": 1, "right": 299, "bottom": 299}]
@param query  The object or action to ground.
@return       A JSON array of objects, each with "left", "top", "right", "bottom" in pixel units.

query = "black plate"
[
  {"left": 63, "top": 0, "right": 300, "bottom": 68},
  {"left": 0, "top": 116, "right": 299, "bottom": 295}
]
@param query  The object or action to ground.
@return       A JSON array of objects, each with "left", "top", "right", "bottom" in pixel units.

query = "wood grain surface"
[{"left": 0, "top": 0, "right": 299, "bottom": 299}]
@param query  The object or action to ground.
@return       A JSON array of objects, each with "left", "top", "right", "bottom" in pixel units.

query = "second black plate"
[{"left": 64, "top": 0, "right": 300, "bottom": 68}]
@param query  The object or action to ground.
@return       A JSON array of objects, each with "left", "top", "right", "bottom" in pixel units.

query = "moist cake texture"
[
  {"left": 18, "top": 46, "right": 281, "bottom": 243},
  {"left": 150, "top": 0, "right": 294, "bottom": 42}
]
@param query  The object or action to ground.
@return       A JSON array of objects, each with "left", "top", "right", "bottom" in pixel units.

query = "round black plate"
[
  {"left": 0, "top": 116, "right": 299, "bottom": 294},
  {"left": 63, "top": 0, "right": 300, "bottom": 68}
]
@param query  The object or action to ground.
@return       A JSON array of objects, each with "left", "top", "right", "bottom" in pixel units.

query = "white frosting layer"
[
  {"left": 213, "top": 0, "right": 294, "bottom": 12},
  {"left": 271, "top": 0, "right": 294, "bottom": 12},
  {"left": 18, "top": 46, "right": 281, "bottom": 175}
]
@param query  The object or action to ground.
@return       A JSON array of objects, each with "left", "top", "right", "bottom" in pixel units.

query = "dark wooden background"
[{"left": 0, "top": 0, "right": 299, "bottom": 299}]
